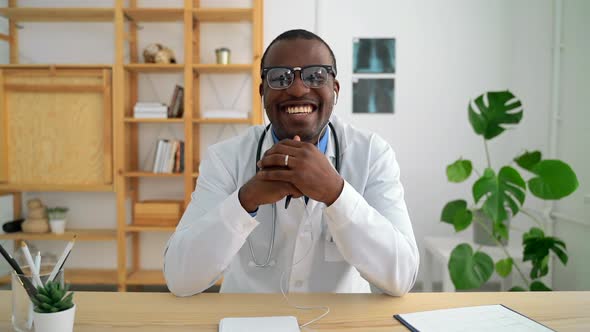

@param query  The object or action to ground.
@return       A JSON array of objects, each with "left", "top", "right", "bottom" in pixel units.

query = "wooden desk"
[{"left": 0, "top": 291, "right": 588, "bottom": 331}]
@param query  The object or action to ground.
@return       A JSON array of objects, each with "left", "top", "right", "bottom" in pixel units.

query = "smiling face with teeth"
[{"left": 260, "top": 38, "right": 340, "bottom": 143}]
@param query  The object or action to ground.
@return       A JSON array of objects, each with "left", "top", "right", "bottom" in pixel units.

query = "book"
[
  {"left": 168, "top": 85, "right": 184, "bottom": 118},
  {"left": 393, "top": 304, "right": 554, "bottom": 332}
]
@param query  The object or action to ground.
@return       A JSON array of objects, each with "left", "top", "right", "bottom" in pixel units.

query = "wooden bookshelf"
[
  {"left": 1, "top": 0, "right": 263, "bottom": 292},
  {"left": 123, "top": 118, "right": 184, "bottom": 123},
  {"left": 122, "top": 172, "right": 183, "bottom": 178},
  {"left": 123, "top": 8, "right": 184, "bottom": 22},
  {"left": 0, "top": 268, "right": 118, "bottom": 286},
  {"left": 124, "top": 63, "right": 185, "bottom": 72},
  {"left": 193, "top": 117, "right": 251, "bottom": 124},
  {"left": 0, "top": 229, "right": 117, "bottom": 241},
  {"left": 193, "top": 8, "right": 252, "bottom": 22},
  {"left": 126, "top": 225, "right": 177, "bottom": 232},
  {"left": 193, "top": 63, "right": 253, "bottom": 73},
  {"left": 0, "top": 7, "right": 115, "bottom": 22}
]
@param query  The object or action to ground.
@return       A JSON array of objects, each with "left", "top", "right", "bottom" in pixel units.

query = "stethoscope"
[{"left": 247, "top": 122, "right": 341, "bottom": 268}]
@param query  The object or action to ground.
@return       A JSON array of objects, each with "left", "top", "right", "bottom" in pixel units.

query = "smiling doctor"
[{"left": 164, "top": 29, "right": 419, "bottom": 297}]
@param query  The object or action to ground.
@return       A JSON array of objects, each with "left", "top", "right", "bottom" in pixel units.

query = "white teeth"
[{"left": 285, "top": 105, "right": 313, "bottom": 114}]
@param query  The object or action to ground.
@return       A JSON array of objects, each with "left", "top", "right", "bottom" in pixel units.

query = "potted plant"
[
  {"left": 47, "top": 207, "right": 69, "bottom": 234},
  {"left": 440, "top": 90, "right": 578, "bottom": 291},
  {"left": 31, "top": 280, "right": 76, "bottom": 332}
]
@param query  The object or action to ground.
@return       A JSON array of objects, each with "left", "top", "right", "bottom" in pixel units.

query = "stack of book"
[
  {"left": 152, "top": 139, "right": 184, "bottom": 173},
  {"left": 134, "top": 102, "right": 168, "bottom": 119}
]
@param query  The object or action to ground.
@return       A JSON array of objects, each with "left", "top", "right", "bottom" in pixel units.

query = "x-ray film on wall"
[
  {"left": 353, "top": 38, "right": 395, "bottom": 74},
  {"left": 353, "top": 78, "right": 395, "bottom": 114}
]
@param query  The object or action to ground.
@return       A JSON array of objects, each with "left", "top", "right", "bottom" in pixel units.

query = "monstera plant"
[{"left": 441, "top": 90, "right": 578, "bottom": 291}]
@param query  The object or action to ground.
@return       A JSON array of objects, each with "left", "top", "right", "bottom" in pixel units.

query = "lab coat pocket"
[{"left": 324, "top": 230, "right": 344, "bottom": 262}]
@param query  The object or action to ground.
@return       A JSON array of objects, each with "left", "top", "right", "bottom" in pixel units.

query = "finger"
[
  {"left": 285, "top": 183, "right": 303, "bottom": 197},
  {"left": 257, "top": 154, "right": 298, "bottom": 169},
  {"left": 258, "top": 169, "right": 295, "bottom": 183},
  {"left": 263, "top": 143, "right": 302, "bottom": 158},
  {"left": 294, "top": 135, "right": 301, "bottom": 142}
]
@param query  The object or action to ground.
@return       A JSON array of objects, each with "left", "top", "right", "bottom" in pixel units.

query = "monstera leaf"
[
  {"left": 514, "top": 150, "right": 542, "bottom": 171},
  {"left": 449, "top": 244, "right": 494, "bottom": 290},
  {"left": 468, "top": 90, "right": 523, "bottom": 140},
  {"left": 441, "top": 200, "right": 473, "bottom": 231},
  {"left": 446, "top": 159, "right": 473, "bottom": 183},
  {"left": 523, "top": 227, "right": 568, "bottom": 279},
  {"left": 472, "top": 167, "right": 526, "bottom": 224},
  {"left": 528, "top": 160, "right": 579, "bottom": 200}
]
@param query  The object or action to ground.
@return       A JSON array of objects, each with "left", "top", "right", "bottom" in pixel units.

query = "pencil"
[{"left": 48, "top": 235, "right": 76, "bottom": 283}]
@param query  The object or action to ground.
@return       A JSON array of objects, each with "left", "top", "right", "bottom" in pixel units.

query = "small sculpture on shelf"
[
  {"left": 143, "top": 43, "right": 177, "bottom": 64},
  {"left": 22, "top": 199, "right": 50, "bottom": 233}
]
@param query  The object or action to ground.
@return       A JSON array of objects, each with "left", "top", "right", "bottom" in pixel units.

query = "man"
[{"left": 164, "top": 29, "right": 419, "bottom": 296}]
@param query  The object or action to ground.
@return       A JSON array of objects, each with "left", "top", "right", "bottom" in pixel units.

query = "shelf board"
[
  {"left": 126, "top": 225, "right": 177, "bottom": 232},
  {"left": 124, "top": 117, "right": 184, "bottom": 123},
  {"left": 124, "top": 63, "right": 185, "bottom": 72},
  {"left": 0, "top": 229, "right": 117, "bottom": 241},
  {"left": 0, "top": 64, "right": 112, "bottom": 70},
  {"left": 193, "top": 8, "right": 252, "bottom": 22},
  {"left": 0, "top": 183, "right": 114, "bottom": 192},
  {"left": 0, "top": 7, "right": 115, "bottom": 22},
  {"left": 193, "top": 63, "right": 253, "bottom": 73},
  {"left": 123, "top": 8, "right": 184, "bottom": 22},
  {"left": 123, "top": 172, "right": 184, "bottom": 177},
  {"left": 0, "top": 268, "right": 117, "bottom": 285},
  {"left": 193, "top": 117, "right": 251, "bottom": 124}
]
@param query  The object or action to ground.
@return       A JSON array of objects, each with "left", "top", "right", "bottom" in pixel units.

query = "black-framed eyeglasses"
[{"left": 261, "top": 65, "right": 336, "bottom": 90}]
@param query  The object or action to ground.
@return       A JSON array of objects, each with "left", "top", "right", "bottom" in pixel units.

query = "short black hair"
[{"left": 260, "top": 29, "right": 337, "bottom": 76}]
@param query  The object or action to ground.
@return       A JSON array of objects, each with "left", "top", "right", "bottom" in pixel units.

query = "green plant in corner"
[
  {"left": 441, "top": 90, "right": 578, "bottom": 291},
  {"left": 31, "top": 280, "right": 74, "bottom": 313}
]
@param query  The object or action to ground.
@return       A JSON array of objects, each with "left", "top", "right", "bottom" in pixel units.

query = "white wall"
[
  {"left": 4, "top": 0, "right": 588, "bottom": 290},
  {"left": 266, "top": 0, "right": 588, "bottom": 290}
]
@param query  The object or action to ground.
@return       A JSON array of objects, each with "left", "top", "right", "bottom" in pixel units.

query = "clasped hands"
[{"left": 239, "top": 135, "right": 344, "bottom": 213}]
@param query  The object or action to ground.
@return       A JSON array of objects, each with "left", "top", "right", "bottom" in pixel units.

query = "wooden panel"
[
  {"left": 0, "top": 64, "right": 111, "bottom": 71},
  {"left": 103, "top": 70, "right": 113, "bottom": 184},
  {"left": 0, "top": 8, "right": 115, "bottom": 22},
  {"left": 5, "top": 73, "right": 108, "bottom": 186},
  {"left": 0, "top": 229, "right": 117, "bottom": 241},
  {"left": 193, "top": 8, "right": 252, "bottom": 22},
  {"left": 0, "top": 70, "right": 6, "bottom": 182},
  {"left": 124, "top": 8, "right": 184, "bottom": 22}
]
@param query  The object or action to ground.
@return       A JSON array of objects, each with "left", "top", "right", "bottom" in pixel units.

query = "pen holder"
[{"left": 11, "top": 266, "right": 64, "bottom": 332}]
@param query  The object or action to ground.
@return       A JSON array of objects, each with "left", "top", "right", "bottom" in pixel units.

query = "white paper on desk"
[
  {"left": 394, "top": 304, "right": 554, "bottom": 332},
  {"left": 219, "top": 316, "right": 300, "bottom": 332}
]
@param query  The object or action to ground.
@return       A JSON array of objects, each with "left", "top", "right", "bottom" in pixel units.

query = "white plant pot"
[
  {"left": 49, "top": 219, "right": 66, "bottom": 234},
  {"left": 33, "top": 304, "right": 76, "bottom": 332}
]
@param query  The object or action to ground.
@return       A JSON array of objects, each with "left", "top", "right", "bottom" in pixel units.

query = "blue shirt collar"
[{"left": 271, "top": 126, "right": 330, "bottom": 154}]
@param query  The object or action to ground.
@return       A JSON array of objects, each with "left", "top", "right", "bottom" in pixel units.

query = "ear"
[
  {"left": 259, "top": 82, "right": 264, "bottom": 98},
  {"left": 333, "top": 79, "right": 340, "bottom": 96}
]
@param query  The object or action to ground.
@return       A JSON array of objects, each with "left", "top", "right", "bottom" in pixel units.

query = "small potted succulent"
[
  {"left": 46, "top": 207, "right": 69, "bottom": 234},
  {"left": 31, "top": 280, "right": 76, "bottom": 332}
]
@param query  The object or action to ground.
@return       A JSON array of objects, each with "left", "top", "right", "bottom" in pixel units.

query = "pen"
[
  {"left": 48, "top": 235, "right": 76, "bottom": 283},
  {"left": 284, "top": 195, "right": 292, "bottom": 209},
  {"left": 21, "top": 242, "right": 43, "bottom": 287}
]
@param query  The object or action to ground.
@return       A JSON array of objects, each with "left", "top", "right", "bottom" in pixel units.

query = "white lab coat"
[{"left": 164, "top": 115, "right": 419, "bottom": 296}]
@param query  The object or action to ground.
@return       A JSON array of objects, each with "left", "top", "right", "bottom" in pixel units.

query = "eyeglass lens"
[{"left": 267, "top": 66, "right": 329, "bottom": 89}]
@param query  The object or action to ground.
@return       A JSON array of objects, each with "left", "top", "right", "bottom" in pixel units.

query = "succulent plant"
[
  {"left": 31, "top": 281, "right": 74, "bottom": 313},
  {"left": 46, "top": 207, "right": 69, "bottom": 220}
]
